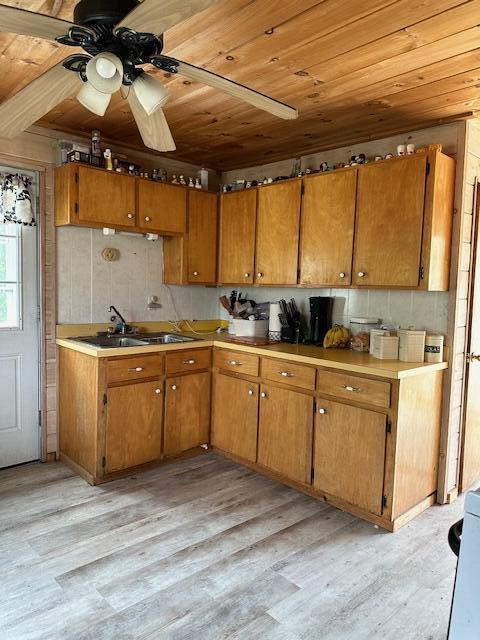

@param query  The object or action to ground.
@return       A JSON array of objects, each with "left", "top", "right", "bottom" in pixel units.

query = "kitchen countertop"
[{"left": 56, "top": 332, "right": 448, "bottom": 380}]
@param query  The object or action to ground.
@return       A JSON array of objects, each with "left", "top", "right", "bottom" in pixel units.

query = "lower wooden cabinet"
[
  {"left": 164, "top": 371, "right": 211, "bottom": 454},
  {"left": 105, "top": 380, "right": 163, "bottom": 473},
  {"left": 257, "top": 384, "right": 314, "bottom": 484},
  {"left": 313, "top": 399, "right": 387, "bottom": 515},
  {"left": 211, "top": 373, "right": 259, "bottom": 462}
]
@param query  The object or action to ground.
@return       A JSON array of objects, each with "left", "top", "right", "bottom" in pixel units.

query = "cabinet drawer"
[
  {"left": 317, "top": 371, "right": 391, "bottom": 408},
  {"left": 261, "top": 358, "right": 316, "bottom": 390},
  {"left": 213, "top": 349, "right": 259, "bottom": 377},
  {"left": 107, "top": 354, "right": 164, "bottom": 384},
  {"left": 166, "top": 348, "right": 211, "bottom": 375}
]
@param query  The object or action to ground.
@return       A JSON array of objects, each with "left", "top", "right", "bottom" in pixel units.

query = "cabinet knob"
[
  {"left": 343, "top": 384, "right": 361, "bottom": 393},
  {"left": 318, "top": 407, "right": 327, "bottom": 414},
  {"left": 144, "top": 216, "right": 151, "bottom": 223},
  {"left": 248, "top": 389, "right": 254, "bottom": 396},
  {"left": 257, "top": 272, "right": 264, "bottom": 278},
  {"left": 128, "top": 367, "right": 144, "bottom": 372},
  {"left": 155, "top": 388, "right": 161, "bottom": 395},
  {"left": 171, "top": 384, "right": 177, "bottom": 390},
  {"left": 192, "top": 271, "right": 199, "bottom": 276},
  {"left": 261, "top": 391, "right": 267, "bottom": 398},
  {"left": 339, "top": 272, "right": 346, "bottom": 279},
  {"left": 183, "top": 359, "right": 196, "bottom": 365},
  {"left": 127, "top": 213, "right": 134, "bottom": 220},
  {"left": 244, "top": 272, "right": 250, "bottom": 278},
  {"left": 357, "top": 271, "right": 366, "bottom": 278}
]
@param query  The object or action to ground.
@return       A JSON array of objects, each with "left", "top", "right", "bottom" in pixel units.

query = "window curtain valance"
[{"left": 0, "top": 173, "right": 36, "bottom": 226}]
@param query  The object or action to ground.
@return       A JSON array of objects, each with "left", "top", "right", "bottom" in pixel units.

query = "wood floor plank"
[{"left": 0, "top": 455, "right": 471, "bottom": 640}]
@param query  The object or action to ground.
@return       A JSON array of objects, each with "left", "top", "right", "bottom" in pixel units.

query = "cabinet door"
[
  {"left": 164, "top": 372, "right": 211, "bottom": 454},
  {"left": 188, "top": 190, "right": 218, "bottom": 284},
  {"left": 299, "top": 170, "right": 356, "bottom": 286},
  {"left": 255, "top": 180, "right": 302, "bottom": 285},
  {"left": 105, "top": 380, "right": 162, "bottom": 473},
  {"left": 137, "top": 180, "right": 187, "bottom": 234},
  {"left": 78, "top": 166, "right": 136, "bottom": 228},
  {"left": 211, "top": 373, "right": 259, "bottom": 462},
  {"left": 218, "top": 190, "right": 257, "bottom": 284},
  {"left": 353, "top": 154, "right": 427, "bottom": 287},
  {"left": 257, "top": 384, "right": 313, "bottom": 484},
  {"left": 313, "top": 399, "right": 386, "bottom": 515}
]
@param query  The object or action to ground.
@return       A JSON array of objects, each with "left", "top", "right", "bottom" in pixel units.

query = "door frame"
[{"left": 458, "top": 178, "right": 480, "bottom": 491}]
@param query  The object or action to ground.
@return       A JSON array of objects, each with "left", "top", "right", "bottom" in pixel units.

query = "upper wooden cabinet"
[
  {"left": 137, "top": 179, "right": 186, "bottom": 235},
  {"left": 299, "top": 169, "right": 357, "bottom": 286},
  {"left": 163, "top": 190, "right": 218, "bottom": 285},
  {"left": 353, "top": 154, "right": 427, "bottom": 288},
  {"left": 255, "top": 180, "right": 302, "bottom": 285},
  {"left": 218, "top": 189, "right": 257, "bottom": 284},
  {"left": 352, "top": 151, "right": 454, "bottom": 289},
  {"left": 55, "top": 163, "right": 187, "bottom": 235}
]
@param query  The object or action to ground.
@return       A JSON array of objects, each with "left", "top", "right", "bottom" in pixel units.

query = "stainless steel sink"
[{"left": 73, "top": 332, "right": 200, "bottom": 348}]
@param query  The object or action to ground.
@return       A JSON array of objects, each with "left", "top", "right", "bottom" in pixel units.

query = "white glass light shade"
[
  {"left": 77, "top": 82, "right": 111, "bottom": 116},
  {"left": 86, "top": 53, "right": 123, "bottom": 94},
  {"left": 132, "top": 73, "right": 169, "bottom": 115}
]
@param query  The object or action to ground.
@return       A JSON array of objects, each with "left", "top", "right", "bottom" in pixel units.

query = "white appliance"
[{"left": 449, "top": 490, "right": 480, "bottom": 638}]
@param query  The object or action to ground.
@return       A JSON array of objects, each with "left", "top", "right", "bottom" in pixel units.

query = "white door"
[{"left": 0, "top": 168, "right": 39, "bottom": 467}]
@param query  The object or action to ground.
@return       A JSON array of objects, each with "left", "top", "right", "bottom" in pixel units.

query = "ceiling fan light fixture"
[
  {"left": 86, "top": 52, "right": 123, "bottom": 94},
  {"left": 77, "top": 81, "right": 111, "bottom": 116},
  {"left": 132, "top": 72, "right": 169, "bottom": 115}
]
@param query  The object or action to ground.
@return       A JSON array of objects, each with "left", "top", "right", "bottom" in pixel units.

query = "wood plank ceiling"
[{"left": 0, "top": 0, "right": 480, "bottom": 170}]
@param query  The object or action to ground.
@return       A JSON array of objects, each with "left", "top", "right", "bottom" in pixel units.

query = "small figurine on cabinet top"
[
  {"left": 319, "top": 162, "right": 328, "bottom": 172},
  {"left": 397, "top": 144, "right": 406, "bottom": 156},
  {"left": 406, "top": 143, "right": 415, "bottom": 155},
  {"left": 188, "top": 177, "right": 194, "bottom": 188},
  {"left": 104, "top": 148, "right": 113, "bottom": 171},
  {"left": 194, "top": 177, "right": 202, "bottom": 189},
  {"left": 171, "top": 174, "right": 178, "bottom": 184},
  {"left": 384, "top": 152, "right": 394, "bottom": 160},
  {"left": 179, "top": 175, "right": 186, "bottom": 186}
]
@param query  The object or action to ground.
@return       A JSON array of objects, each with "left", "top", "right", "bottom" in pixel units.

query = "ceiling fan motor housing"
[{"left": 74, "top": 0, "right": 139, "bottom": 25}]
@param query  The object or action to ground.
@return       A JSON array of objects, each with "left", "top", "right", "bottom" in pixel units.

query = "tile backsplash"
[
  {"left": 57, "top": 227, "right": 448, "bottom": 336},
  {"left": 217, "top": 287, "right": 449, "bottom": 336},
  {"left": 56, "top": 226, "right": 217, "bottom": 324}
]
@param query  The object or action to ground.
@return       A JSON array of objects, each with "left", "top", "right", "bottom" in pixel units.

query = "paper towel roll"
[{"left": 269, "top": 303, "right": 282, "bottom": 341}]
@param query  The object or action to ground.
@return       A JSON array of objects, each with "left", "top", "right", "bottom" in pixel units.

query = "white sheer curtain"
[{"left": 0, "top": 172, "right": 36, "bottom": 226}]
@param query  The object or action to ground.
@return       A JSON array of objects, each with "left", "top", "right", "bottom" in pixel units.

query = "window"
[{"left": 0, "top": 223, "right": 21, "bottom": 329}]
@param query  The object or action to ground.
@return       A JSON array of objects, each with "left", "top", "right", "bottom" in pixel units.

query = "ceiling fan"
[{"left": 0, "top": 0, "right": 298, "bottom": 153}]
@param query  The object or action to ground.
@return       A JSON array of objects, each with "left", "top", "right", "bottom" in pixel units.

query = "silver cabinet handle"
[
  {"left": 229, "top": 360, "right": 242, "bottom": 366},
  {"left": 171, "top": 384, "right": 177, "bottom": 390},
  {"left": 183, "top": 359, "right": 196, "bottom": 365},
  {"left": 144, "top": 216, "right": 151, "bottom": 222},
  {"left": 261, "top": 392, "right": 267, "bottom": 398},
  {"left": 128, "top": 367, "right": 144, "bottom": 372},
  {"left": 279, "top": 371, "right": 293, "bottom": 377},
  {"left": 339, "top": 272, "right": 346, "bottom": 278},
  {"left": 343, "top": 384, "right": 361, "bottom": 392},
  {"left": 192, "top": 271, "right": 199, "bottom": 276},
  {"left": 318, "top": 407, "right": 327, "bottom": 414},
  {"left": 244, "top": 272, "right": 250, "bottom": 278},
  {"left": 127, "top": 213, "right": 134, "bottom": 219},
  {"left": 248, "top": 389, "right": 254, "bottom": 396},
  {"left": 155, "top": 388, "right": 161, "bottom": 395},
  {"left": 357, "top": 271, "right": 366, "bottom": 278}
]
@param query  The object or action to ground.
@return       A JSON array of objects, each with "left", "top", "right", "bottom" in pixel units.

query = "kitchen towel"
[{"left": 268, "top": 302, "right": 282, "bottom": 341}]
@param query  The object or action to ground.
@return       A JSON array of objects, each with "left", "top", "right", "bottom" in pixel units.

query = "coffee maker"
[{"left": 308, "top": 296, "right": 334, "bottom": 345}]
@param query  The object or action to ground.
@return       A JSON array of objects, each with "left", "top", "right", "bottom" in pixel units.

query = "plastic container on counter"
[{"left": 350, "top": 317, "right": 381, "bottom": 352}]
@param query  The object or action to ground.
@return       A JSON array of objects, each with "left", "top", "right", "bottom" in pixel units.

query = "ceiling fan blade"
[
  {"left": 116, "top": 0, "right": 220, "bottom": 35},
  {"left": 127, "top": 87, "right": 176, "bottom": 152},
  {"left": 0, "top": 4, "right": 74, "bottom": 41},
  {"left": 157, "top": 57, "right": 298, "bottom": 120},
  {"left": 0, "top": 63, "right": 81, "bottom": 139}
]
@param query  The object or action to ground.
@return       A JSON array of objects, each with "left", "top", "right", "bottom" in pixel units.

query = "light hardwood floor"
[{"left": 0, "top": 454, "right": 466, "bottom": 639}]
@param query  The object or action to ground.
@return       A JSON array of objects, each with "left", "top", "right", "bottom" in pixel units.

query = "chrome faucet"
[{"left": 108, "top": 305, "right": 128, "bottom": 334}]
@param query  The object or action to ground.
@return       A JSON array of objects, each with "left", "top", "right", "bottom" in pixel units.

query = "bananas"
[{"left": 323, "top": 324, "right": 351, "bottom": 349}]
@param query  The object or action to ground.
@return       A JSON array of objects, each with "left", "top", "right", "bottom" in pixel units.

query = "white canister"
[
  {"left": 369, "top": 329, "right": 390, "bottom": 354},
  {"left": 425, "top": 334, "right": 444, "bottom": 363},
  {"left": 372, "top": 335, "right": 399, "bottom": 360},
  {"left": 398, "top": 328, "right": 426, "bottom": 362},
  {"left": 268, "top": 302, "right": 282, "bottom": 342}
]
